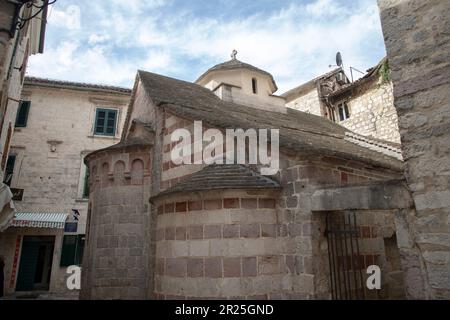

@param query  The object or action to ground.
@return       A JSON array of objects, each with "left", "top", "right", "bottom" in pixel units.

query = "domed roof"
[{"left": 195, "top": 51, "right": 278, "bottom": 92}]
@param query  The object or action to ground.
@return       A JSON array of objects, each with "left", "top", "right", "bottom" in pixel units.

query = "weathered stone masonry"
[
  {"left": 80, "top": 142, "right": 152, "bottom": 299},
  {"left": 81, "top": 58, "right": 413, "bottom": 300},
  {"left": 378, "top": 0, "right": 450, "bottom": 299}
]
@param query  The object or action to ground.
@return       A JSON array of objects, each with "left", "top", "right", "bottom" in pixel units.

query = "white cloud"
[
  {"left": 28, "top": 0, "right": 387, "bottom": 92},
  {"left": 88, "top": 34, "right": 110, "bottom": 45},
  {"left": 305, "top": 0, "right": 344, "bottom": 16},
  {"left": 47, "top": 5, "right": 81, "bottom": 30}
]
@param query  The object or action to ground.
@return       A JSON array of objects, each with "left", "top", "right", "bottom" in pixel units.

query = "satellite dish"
[{"left": 336, "top": 52, "right": 343, "bottom": 67}]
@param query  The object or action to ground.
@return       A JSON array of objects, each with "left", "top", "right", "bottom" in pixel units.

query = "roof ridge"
[{"left": 24, "top": 76, "right": 132, "bottom": 93}]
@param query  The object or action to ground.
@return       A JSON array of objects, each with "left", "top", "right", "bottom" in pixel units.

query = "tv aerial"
[
  {"left": 329, "top": 52, "right": 344, "bottom": 68},
  {"left": 336, "top": 52, "right": 343, "bottom": 68}
]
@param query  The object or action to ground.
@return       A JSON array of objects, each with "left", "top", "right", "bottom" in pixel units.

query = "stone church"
[{"left": 80, "top": 51, "right": 413, "bottom": 300}]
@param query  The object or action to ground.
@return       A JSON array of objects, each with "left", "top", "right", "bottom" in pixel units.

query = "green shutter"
[
  {"left": 94, "top": 108, "right": 117, "bottom": 136},
  {"left": 60, "top": 235, "right": 77, "bottom": 267},
  {"left": 16, "top": 239, "right": 40, "bottom": 291},
  {"left": 75, "top": 235, "right": 85, "bottom": 265},
  {"left": 60, "top": 234, "right": 85, "bottom": 266}
]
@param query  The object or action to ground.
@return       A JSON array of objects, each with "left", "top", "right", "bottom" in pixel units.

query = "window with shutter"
[
  {"left": 15, "top": 101, "right": 30, "bottom": 127},
  {"left": 4, "top": 155, "right": 16, "bottom": 186},
  {"left": 94, "top": 108, "right": 117, "bottom": 136},
  {"left": 60, "top": 235, "right": 77, "bottom": 267},
  {"left": 60, "top": 234, "right": 85, "bottom": 267}
]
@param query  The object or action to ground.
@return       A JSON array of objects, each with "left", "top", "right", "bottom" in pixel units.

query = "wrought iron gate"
[{"left": 325, "top": 212, "right": 366, "bottom": 300}]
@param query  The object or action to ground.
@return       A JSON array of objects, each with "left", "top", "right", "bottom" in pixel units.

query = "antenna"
[
  {"left": 349, "top": 66, "right": 365, "bottom": 83},
  {"left": 336, "top": 52, "right": 343, "bottom": 68},
  {"left": 329, "top": 52, "right": 344, "bottom": 69}
]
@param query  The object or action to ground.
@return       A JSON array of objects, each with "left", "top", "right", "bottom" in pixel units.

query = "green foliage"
[{"left": 379, "top": 59, "right": 391, "bottom": 84}]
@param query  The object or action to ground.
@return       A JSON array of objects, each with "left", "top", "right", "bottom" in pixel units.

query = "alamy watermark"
[{"left": 170, "top": 121, "right": 279, "bottom": 175}]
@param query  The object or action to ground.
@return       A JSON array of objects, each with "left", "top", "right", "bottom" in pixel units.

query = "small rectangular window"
[
  {"left": 15, "top": 101, "right": 30, "bottom": 127},
  {"left": 94, "top": 108, "right": 117, "bottom": 136},
  {"left": 252, "top": 78, "right": 257, "bottom": 94},
  {"left": 3, "top": 155, "right": 16, "bottom": 186},
  {"left": 337, "top": 102, "right": 350, "bottom": 121}
]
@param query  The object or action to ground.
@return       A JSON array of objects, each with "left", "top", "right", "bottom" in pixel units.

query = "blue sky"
[{"left": 28, "top": 0, "right": 387, "bottom": 93}]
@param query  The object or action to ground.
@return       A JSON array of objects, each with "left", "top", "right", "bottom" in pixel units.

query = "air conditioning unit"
[{"left": 335, "top": 72, "right": 347, "bottom": 85}]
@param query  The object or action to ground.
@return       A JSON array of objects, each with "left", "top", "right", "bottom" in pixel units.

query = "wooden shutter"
[{"left": 60, "top": 235, "right": 77, "bottom": 267}]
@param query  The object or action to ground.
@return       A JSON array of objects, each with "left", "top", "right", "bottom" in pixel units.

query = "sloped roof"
[
  {"left": 24, "top": 77, "right": 132, "bottom": 94},
  {"left": 137, "top": 70, "right": 403, "bottom": 171},
  {"left": 281, "top": 68, "right": 343, "bottom": 98},
  {"left": 151, "top": 164, "right": 281, "bottom": 200},
  {"left": 195, "top": 58, "right": 278, "bottom": 92}
]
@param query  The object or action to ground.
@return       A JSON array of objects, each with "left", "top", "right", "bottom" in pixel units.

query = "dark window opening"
[
  {"left": 15, "top": 101, "right": 30, "bottom": 127},
  {"left": 337, "top": 102, "right": 350, "bottom": 121},
  {"left": 252, "top": 78, "right": 257, "bottom": 94},
  {"left": 94, "top": 108, "right": 117, "bottom": 136},
  {"left": 4, "top": 154, "right": 16, "bottom": 186},
  {"left": 82, "top": 166, "right": 89, "bottom": 198}
]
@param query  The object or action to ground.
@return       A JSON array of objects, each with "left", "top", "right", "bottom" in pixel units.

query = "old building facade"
[
  {"left": 0, "top": 77, "right": 130, "bottom": 296},
  {"left": 0, "top": 0, "right": 48, "bottom": 231},
  {"left": 80, "top": 53, "right": 414, "bottom": 300},
  {"left": 282, "top": 60, "right": 401, "bottom": 144}
]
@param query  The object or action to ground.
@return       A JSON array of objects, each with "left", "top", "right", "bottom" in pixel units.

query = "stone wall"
[
  {"left": 378, "top": 0, "right": 450, "bottom": 299},
  {"left": 285, "top": 88, "right": 322, "bottom": 116},
  {"left": 80, "top": 144, "right": 152, "bottom": 299},
  {"left": 334, "top": 79, "right": 401, "bottom": 144},
  {"left": 1, "top": 84, "right": 130, "bottom": 294},
  {"left": 0, "top": 2, "right": 30, "bottom": 182},
  {"left": 277, "top": 154, "right": 403, "bottom": 299},
  {"left": 153, "top": 190, "right": 288, "bottom": 299}
]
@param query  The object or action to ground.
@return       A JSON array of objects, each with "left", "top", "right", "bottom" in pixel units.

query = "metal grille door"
[{"left": 326, "top": 212, "right": 366, "bottom": 300}]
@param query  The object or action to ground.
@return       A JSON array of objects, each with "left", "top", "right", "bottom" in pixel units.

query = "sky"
[{"left": 27, "top": 0, "right": 387, "bottom": 94}]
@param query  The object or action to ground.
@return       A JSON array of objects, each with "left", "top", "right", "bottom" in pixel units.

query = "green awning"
[{"left": 11, "top": 212, "right": 68, "bottom": 229}]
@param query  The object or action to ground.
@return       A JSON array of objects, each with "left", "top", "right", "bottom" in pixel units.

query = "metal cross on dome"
[{"left": 231, "top": 49, "right": 238, "bottom": 60}]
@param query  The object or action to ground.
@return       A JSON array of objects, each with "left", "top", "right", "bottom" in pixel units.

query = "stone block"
[
  {"left": 204, "top": 225, "right": 222, "bottom": 239},
  {"left": 258, "top": 256, "right": 281, "bottom": 275},
  {"left": 166, "top": 258, "right": 187, "bottom": 277},
  {"left": 165, "top": 227, "right": 175, "bottom": 240},
  {"left": 188, "top": 225, "right": 203, "bottom": 240},
  {"left": 204, "top": 199, "right": 222, "bottom": 210},
  {"left": 188, "top": 200, "right": 203, "bottom": 211},
  {"left": 242, "top": 257, "right": 257, "bottom": 277},
  {"left": 223, "top": 224, "right": 240, "bottom": 238},
  {"left": 288, "top": 223, "right": 302, "bottom": 237},
  {"left": 205, "top": 257, "right": 222, "bottom": 278},
  {"left": 189, "top": 240, "right": 209, "bottom": 257},
  {"left": 241, "top": 198, "right": 257, "bottom": 209},
  {"left": 187, "top": 258, "right": 204, "bottom": 278},
  {"left": 175, "top": 226, "right": 187, "bottom": 240},
  {"left": 240, "top": 224, "right": 260, "bottom": 238},
  {"left": 261, "top": 224, "right": 277, "bottom": 238},
  {"left": 259, "top": 198, "right": 276, "bottom": 209},
  {"left": 224, "top": 198, "right": 240, "bottom": 209},
  {"left": 223, "top": 257, "right": 241, "bottom": 277}
]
